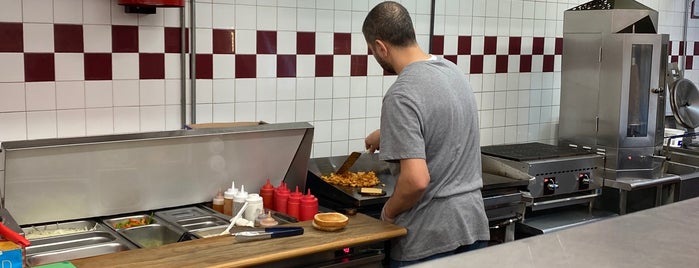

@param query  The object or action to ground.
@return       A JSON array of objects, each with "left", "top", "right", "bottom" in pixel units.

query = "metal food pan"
[
  {"left": 22, "top": 220, "right": 104, "bottom": 240},
  {"left": 102, "top": 214, "right": 158, "bottom": 230}
]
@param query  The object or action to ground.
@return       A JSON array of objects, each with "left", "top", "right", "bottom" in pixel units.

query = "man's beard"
[{"left": 373, "top": 54, "right": 396, "bottom": 75}]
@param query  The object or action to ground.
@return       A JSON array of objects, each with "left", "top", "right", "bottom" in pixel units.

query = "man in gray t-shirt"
[{"left": 362, "top": 1, "right": 490, "bottom": 265}]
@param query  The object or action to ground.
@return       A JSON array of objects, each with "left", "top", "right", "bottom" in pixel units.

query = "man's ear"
[{"left": 374, "top": 39, "right": 389, "bottom": 57}]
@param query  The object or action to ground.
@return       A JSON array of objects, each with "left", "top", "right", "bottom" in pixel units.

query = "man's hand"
[{"left": 365, "top": 129, "right": 381, "bottom": 153}]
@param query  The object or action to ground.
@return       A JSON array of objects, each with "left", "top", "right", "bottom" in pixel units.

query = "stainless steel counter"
[{"left": 412, "top": 197, "right": 699, "bottom": 268}]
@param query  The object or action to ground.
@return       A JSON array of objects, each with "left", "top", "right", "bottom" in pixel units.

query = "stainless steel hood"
[{"left": 565, "top": 0, "right": 659, "bottom": 34}]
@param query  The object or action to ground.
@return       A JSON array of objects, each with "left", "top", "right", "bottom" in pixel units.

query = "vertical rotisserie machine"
[{"left": 558, "top": 0, "right": 669, "bottom": 180}]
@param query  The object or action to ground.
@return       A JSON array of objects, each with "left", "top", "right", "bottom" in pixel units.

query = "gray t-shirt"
[{"left": 379, "top": 57, "right": 490, "bottom": 261}]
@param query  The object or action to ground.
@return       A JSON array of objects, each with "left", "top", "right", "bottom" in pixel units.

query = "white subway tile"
[
  {"left": 113, "top": 80, "right": 140, "bottom": 106},
  {"left": 277, "top": 31, "right": 297, "bottom": 54},
  {"left": 257, "top": 78, "right": 277, "bottom": 101},
  {"left": 457, "top": 55, "right": 471, "bottom": 74},
  {"left": 351, "top": 11, "right": 365, "bottom": 33},
  {"left": 27, "top": 111, "right": 57, "bottom": 139},
  {"left": 521, "top": 19, "right": 534, "bottom": 37},
  {"left": 85, "top": 108, "right": 113, "bottom": 135},
  {"left": 85, "top": 81, "right": 113, "bottom": 108},
  {"left": 546, "top": 2, "right": 558, "bottom": 20},
  {"left": 315, "top": 77, "right": 333, "bottom": 99},
  {"left": 333, "top": 55, "right": 351, "bottom": 77},
  {"left": 445, "top": 16, "right": 459, "bottom": 36},
  {"left": 315, "top": 32, "right": 333, "bottom": 54},
  {"left": 0, "top": 83, "right": 25, "bottom": 112},
  {"left": 235, "top": 5, "right": 257, "bottom": 30},
  {"left": 314, "top": 99, "right": 332, "bottom": 120},
  {"left": 277, "top": 7, "right": 297, "bottom": 31},
  {"left": 112, "top": 54, "right": 140, "bottom": 80},
  {"left": 365, "top": 116, "right": 379, "bottom": 132},
  {"left": 350, "top": 77, "right": 366, "bottom": 97},
  {"left": 26, "top": 82, "right": 56, "bottom": 111},
  {"left": 527, "top": 123, "right": 540, "bottom": 141},
  {"left": 366, "top": 76, "right": 382, "bottom": 97},
  {"left": 534, "top": 2, "right": 546, "bottom": 20},
  {"left": 257, "top": 6, "right": 277, "bottom": 31},
  {"left": 296, "top": 55, "right": 316, "bottom": 78},
  {"left": 84, "top": 25, "right": 112, "bottom": 53},
  {"left": 497, "top": 18, "right": 510, "bottom": 36},
  {"left": 349, "top": 97, "right": 366, "bottom": 119},
  {"left": 415, "top": 14, "right": 431, "bottom": 35},
  {"left": 506, "top": 90, "right": 518, "bottom": 109},
  {"left": 498, "top": 0, "right": 511, "bottom": 18},
  {"left": 213, "top": 54, "right": 235, "bottom": 79},
  {"left": 24, "top": 23, "right": 54, "bottom": 52},
  {"left": 0, "top": 112, "right": 26, "bottom": 141},
  {"left": 480, "top": 127, "right": 493, "bottom": 146},
  {"left": 504, "top": 125, "right": 517, "bottom": 143},
  {"left": 481, "top": 92, "right": 494, "bottom": 110},
  {"left": 529, "top": 107, "right": 541, "bottom": 124},
  {"left": 56, "top": 81, "right": 85, "bottom": 109},
  {"left": 473, "top": 0, "right": 486, "bottom": 16},
  {"left": 334, "top": 10, "right": 351, "bottom": 32},
  {"left": 195, "top": 104, "right": 213, "bottom": 123},
  {"left": 23, "top": 0, "right": 53, "bottom": 23},
  {"left": 83, "top": 0, "right": 111, "bottom": 25},
  {"left": 234, "top": 102, "right": 256, "bottom": 121},
  {"left": 195, "top": 28, "right": 213, "bottom": 53},
  {"left": 140, "top": 80, "right": 166, "bottom": 106},
  {"left": 278, "top": 0, "right": 296, "bottom": 8},
  {"left": 257, "top": 55, "right": 277, "bottom": 78},
  {"left": 522, "top": 1, "right": 535, "bottom": 19},
  {"left": 195, "top": 79, "right": 213, "bottom": 104},
  {"left": 483, "top": 55, "right": 496, "bottom": 74},
  {"left": 517, "top": 107, "right": 529, "bottom": 124},
  {"left": 492, "top": 126, "right": 505, "bottom": 144},
  {"left": 164, "top": 105, "right": 182, "bottom": 129},
  {"left": 494, "top": 91, "right": 507, "bottom": 109},
  {"left": 459, "top": 0, "right": 473, "bottom": 16},
  {"left": 162, "top": 7, "right": 181, "bottom": 27},
  {"left": 312, "top": 142, "right": 331, "bottom": 158},
  {"left": 485, "top": 0, "right": 499, "bottom": 17},
  {"left": 332, "top": 98, "right": 349, "bottom": 119},
  {"left": 367, "top": 57, "right": 384, "bottom": 76},
  {"left": 484, "top": 17, "right": 498, "bottom": 36},
  {"left": 235, "top": 78, "right": 256, "bottom": 102},
  {"left": 365, "top": 97, "right": 381, "bottom": 117},
  {"left": 195, "top": 2, "right": 213, "bottom": 28},
  {"left": 298, "top": 0, "right": 315, "bottom": 8},
  {"left": 331, "top": 119, "right": 349, "bottom": 142},
  {"left": 213, "top": 79, "right": 235, "bottom": 103},
  {"left": 331, "top": 140, "right": 350, "bottom": 157},
  {"left": 235, "top": 29, "right": 256, "bottom": 54},
  {"left": 295, "top": 100, "right": 314, "bottom": 122},
  {"left": 0, "top": 0, "right": 22, "bottom": 22},
  {"left": 516, "top": 125, "right": 528, "bottom": 142},
  {"left": 316, "top": 0, "right": 334, "bottom": 10},
  {"left": 296, "top": 77, "right": 315, "bottom": 99},
  {"left": 276, "top": 101, "right": 296, "bottom": 123},
  {"left": 297, "top": 8, "right": 315, "bottom": 31},
  {"left": 213, "top": 103, "right": 235, "bottom": 122},
  {"left": 55, "top": 53, "right": 85, "bottom": 81},
  {"left": 505, "top": 108, "right": 518, "bottom": 126},
  {"left": 349, "top": 118, "right": 366, "bottom": 139},
  {"left": 443, "top": 35, "right": 458, "bottom": 55},
  {"left": 316, "top": 10, "right": 334, "bottom": 32},
  {"left": 57, "top": 109, "right": 86, "bottom": 138},
  {"left": 471, "top": 36, "right": 484, "bottom": 54},
  {"left": 54, "top": 0, "right": 82, "bottom": 24},
  {"left": 138, "top": 26, "right": 165, "bottom": 53},
  {"left": 165, "top": 79, "right": 182, "bottom": 105},
  {"left": 275, "top": 77, "right": 295, "bottom": 100},
  {"left": 313, "top": 120, "right": 332, "bottom": 142}
]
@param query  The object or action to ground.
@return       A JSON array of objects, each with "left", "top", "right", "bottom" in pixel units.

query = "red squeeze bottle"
[
  {"left": 287, "top": 186, "right": 303, "bottom": 219},
  {"left": 260, "top": 179, "right": 275, "bottom": 210},
  {"left": 299, "top": 189, "right": 318, "bottom": 221},
  {"left": 274, "top": 183, "right": 290, "bottom": 213}
]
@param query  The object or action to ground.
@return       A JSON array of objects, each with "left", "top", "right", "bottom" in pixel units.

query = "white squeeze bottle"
[
  {"left": 244, "top": 193, "right": 264, "bottom": 222},
  {"left": 223, "top": 181, "right": 238, "bottom": 216},
  {"left": 233, "top": 185, "right": 248, "bottom": 218}
]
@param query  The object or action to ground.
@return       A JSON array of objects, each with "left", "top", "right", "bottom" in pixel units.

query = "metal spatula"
[{"left": 336, "top": 151, "right": 362, "bottom": 174}]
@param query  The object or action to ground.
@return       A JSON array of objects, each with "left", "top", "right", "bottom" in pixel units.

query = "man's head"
[{"left": 362, "top": 1, "right": 418, "bottom": 74}]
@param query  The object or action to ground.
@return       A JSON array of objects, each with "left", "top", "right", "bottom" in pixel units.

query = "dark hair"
[{"left": 362, "top": 1, "right": 417, "bottom": 47}]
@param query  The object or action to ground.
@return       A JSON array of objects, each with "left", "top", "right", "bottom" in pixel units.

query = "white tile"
[
  {"left": 55, "top": 53, "right": 85, "bottom": 81},
  {"left": 257, "top": 55, "right": 277, "bottom": 78},
  {"left": 485, "top": 0, "right": 499, "bottom": 17},
  {"left": 162, "top": 7, "right": 181, "bottom": 27},
  {"left": 471, "top": 36, "right": 484, "bottom": 55},
  {"left": 277, "top": 7, "right": 297, "bottom": 31},
  {"left": 350, "top": 77, "right": 366, "bottom": 97},
  {"left": 367, "top": 57, "right": 384, "bottom": 75},
  {"left": 0, "top": 83, "right": 25, "bottom": 112},
  {"left": 111, "top": 0, "right": 139, "bottom": 25},
  {"left": 195, "top": 2, "right": 213, "bottom": 28},
  {"left": 195, "top": 28, "right": 213, "bottom": 53},
  {"left": 234, "top": 102, "right": 256, "bottom": 121},
  {"left": 114, "top": 106, "right": 140, "bottom": 133},
  {"left": 529, "top": 106, "right": 541, "bottom": 123},
  {"left": 112, "top": 54, "right": 140, "bottom": 80},
  {"left": 195, "top": 104, "right": 213, "bottom": 123},
  {"left": 506, "top": 108, "right": 518, "bottom": 126},
  {"left": 213, "top": 79, "right": 235, "bottom": 103},
  {"left": 366, "top": 97, "right": 381, "bottom": 117},
  {"left": 530, "top": 73, "right": 543, "bottom": 90},
  {"left": 165, "top": 79, "right": 182, "bottom": 105},
  {"left": 257, "top": 78, "right": 276, "bottom": 101},
  {"left": 26, "top": 82, "right": 56, "bottom": 111},
  {"left": 257, "top": 6, "right": 277, "bottom": 31},
  {"left": 83, "top": 25, "right": 112, "bottom": 53},
  {"left": 457, "top": 55, "right": 471, "bottom": 74},
  {"left": 113, "top": 80, "right": 140, "bottom": 106},
  {"left": 313, "top": 120, "right": 331, "bottom": 142},
  {"left": 351, "top": 11, "right": 365, "bottom": 33},
  {"left": 315, "top": 77, "right": 333, "bottom": 99},
  {"left": 331, "top": 119, "right": 349, "bottom": 141},
  {"left": 312, "top": 142, "right": 331, "bottom": 158},
  {"left": 140, "top": 80, "right": 166, "bottom": 106},
  {"left": 295, "top": 100, "right": 314, "bottom": 122},
  {"left": 315, "top": 32, "right": 333, "bottom": 55},
  {"left": 139, "top": 27, "right": 165, "bottom": 53},
  {"left": 516, "top": 125, "right": 528, "bottom": 142},
  {"left": 296, "top": 55, "right": 316, "bottom": 77},
  {"left": 0, "top": 112, "right": 26, "bottom": 141},
  {"left": 138, "top": 9, "right": 164, "bottom": 26},
  {"left": 256, "top": 0, "right": 276, "bottom": 6},
  {"left": 165, "top": 54, "right": 183, "bottom": 79},
  {"left": 349, "top": 97, "right": 366, "bottom": 118},
  {"left": 235, "top": 78, "right": 256, "bottom": 102},
  {"left": 24, "top": 23, "right": 54, "bottom": 52},
  {"left": 334, "top": 10, "right": 351, "bottom": 33},
  {"left": 516, "top": 107, "right": 529, "bottom": 125},
  {"left": 164, "top": 105, "right": 181, "bottom": 129},
  {"left": 277, "top": 78, "right": 296, "bottom": 100},
  {"left": 497, "top": 18, "right": 510, "bottom": 36},
  {"left": 213, "top": 103, "right": 235, "bottom": 122},
  {"left": 195, "top": 79, "right": 213, "bottom": 104},
  {"left": 484, "top": 17, "right": 498, "bottom": 36},
  {"left": 316, "top": 9, "right": 334, "bottom": 32},
  {"left": 85, "top": 108, "right": 113, "bottom": 135},
  {"left": 483, "top": 55, "right": 496, "bottom": 74},
  {"left": 522, "top": 1, "right": 535, "bottom": 19},
  {"left": 494, "top": 74, "right": 508, "bottom": 91},
  {"left": 276, "top": 101, "right": 296, "bottom": 123},
  {"left": 56, "top": 81, "right": 85, "bottom": 109},
  {"left": 235, "top": 5, "right": 256, "bottom": 30},
  {"left": 314, "top": 99, "right": 332, "bottom": 120},
  {"left": 527, "top": 123, "right": 540, "bottom": 141},
  {"left": 83, "top": 0, "right": 111, "bottom": 24},
  {"left": 333, "top": 55, "right": 351, "bottom": 77},
  {"left": 278, "top": 0, "right": 296, "bottom": 7},
  {"left": 213, "top": 54, "right": 235, "bottom": 79},
  {"left": 296, "top": 77, "right": 315, "bottom": 99},
  {"left": 492, "top": 127, "right": 505, "bottom": 144},
  {"left": 0, "top": 0, "right": 22, "bottom": 22},
  {"left": 534, "top": 2, "right": 546, "bottom": 20},
  {"left": 351, "top": 33, "right": 368, "bottom": 54},
  {"left": 494, "top": 91, "right": 507, "bottom": 109},
  {"left": 57, "top": 109, "right": 85, "bottom": 138},
  {"left": 0, "top": 53, "right": 23, "bottom": 82},
  {"left": 54, "top": 0, "right": 82, "bottom": 24},
  {"left": 140, "top": 106, "right": 165, "bottom": 132},
  {"left": 521, "top": 19, "right": 534, "bottom": 37},
  {"left": 277, "top": 31, "right": 297, "bottom": 54},
  {"left": 212, "top": 3, "right": 235, "bottom": 29},
  {"left": 333, "top": 98, "right": 349, "bottom": 119},
  {"left": 235, "top": 29, "right": 256, "bottom": 54},
  {"left": 297, "top": 8, "right": 316, "bottom": 31},
  {"left": 85, "top": 81, "right": 113, "bottom": 108},
  {"left": 366, "top": 76, "right": 382, "bottom": 97},
  {"left": 546, "top": 2, "right": 558, "bottom": 20},
  {"left": 415, "top": 14, "right": 431, "bottom": 35},
  {"left": 508, "top": 55, "right": 520, "bottom": 73},
  {"left": 504, "top": 125, "right": 517, "bottom": 143},
  {"left": 481, "top": 92, "right": 494, "bottom": 110},
  {"left": 256, "top": 101, "right": 276, "bottom": 122},
  {"left": 23, "top": 0, "right": 53, "bottom": 23},
  {"left": 472, "top": 0, "right": 486, "bottom": 16},
  {"left": 27, "top": 111, "right": 57, "bottom": 139},
  {"left": 349, "top": 118, "right": 366, "bottom": 139},
  {"left": 480, "top": 128, "right": 493, "bottom": 146}
]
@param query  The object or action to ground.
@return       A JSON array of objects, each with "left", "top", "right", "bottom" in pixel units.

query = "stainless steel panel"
[
  {"left": 117, "top": 224, "right": 182, "bottom": 248},
  {"left": 27, "top": 242, "right": 131, "bottom": 266}
]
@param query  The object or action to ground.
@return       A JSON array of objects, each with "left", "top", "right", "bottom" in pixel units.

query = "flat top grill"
[{"left": 481, "top": 142, "right": 592, "bottom": 162}]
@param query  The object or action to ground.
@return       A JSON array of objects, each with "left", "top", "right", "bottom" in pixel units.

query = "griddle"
[{"left": 481, "top": 142, "right": 592, "bottom": 162}]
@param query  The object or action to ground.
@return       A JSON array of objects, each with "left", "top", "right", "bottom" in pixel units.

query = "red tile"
[
  {"left": 543, "top": 55, "right": 554, "bottom": 72},
  {"left": 0, "top": 22, "right": 23, "bottom": 52},
  {"left": 555, "top": 37, "right": 563, "bottom": 55},
  {"left": 235, "top": 54, "right": 256, "bottom": 78},
  {"left": 84, "top": 53, "right": 112, "bottom": 80},
  {"left": 164, "top": 27, "right": 189, "bottom": 53},
  {"left": 25, "top": 53, "right": 55, "bottom": 82},
  {"left": 315, "top": 55, "right": 333, "bottom": 77},
  {"left": 496, "top": 55, "right": 508, "bottom": 73},
  {"left": 334, "top": 33, "right": 351, "bottom": 55},
  {"left": 520, "top": 55, "right": 532, "bottom": 72},
  {"left": 532, "top": 37, "right": 544, "bottom": 55},
  {"left": 431, "top": 35, "right": 444, "bottom": 55},
  {"left": 351, "top": 55, "right": 367, "bottom": 76},
  {"left": 694, "top": 42, "right": 699, "bottom": 56},
  {"left": 444, "top": 55, "right": 457, "bottom": 64},
  {"left": 212, "top": 29, "right": 235, "bottom": 54},
  {"left": 470, "top": 55, "right": 483, "bottom": 74},
  {"left": 112, "top": 25, "right": 139, "bottom": 53},
  {"left": 297, "top": 32, "right": 315, "bottom": 55},
  {"left": 458, "top": 36, "right": 471, "bottom": 55},
  {"left": 196, "top": 54, "right": 213, "bottom": 79},
  {"left": 139, "top": 53, "right": 165, "bottom": 79},
  {"left": 679, "top": 41, "right": 685, "bottom": 56},
  {"left": 277, "top": 55, "right": 296, "bottom": 77},
  {"left": 670, "top": 55, "right": 679, "bottom": 63},
  {"left": 257, "top": 30, "right": 277, "bottom": 54},
  {"left": 686, "top": 56, "right": 693, "bottom": 70},
  {"left": 508, "top": 37, "right": 521, "bottom": 55},
  {"left": 484, "top": 36, "right": 497, "bottom": 55},
  {"left": 54, "top": 24, "right": 83, "bottom": 53}
]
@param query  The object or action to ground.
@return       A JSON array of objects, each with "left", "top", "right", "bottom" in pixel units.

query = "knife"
[
  {"left": 335, "top": 151, "right": 362, "bottom": 175},
  {"left": 232, "top": 227, "right": 304, "bottom": 242}
]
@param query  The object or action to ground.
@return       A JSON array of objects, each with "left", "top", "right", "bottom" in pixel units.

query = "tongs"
[{"left": 231, "top": 227, "right": 304, "bottom": 243}]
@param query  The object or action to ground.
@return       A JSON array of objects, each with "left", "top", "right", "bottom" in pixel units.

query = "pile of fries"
[{"left": 321, "top": 171, "right": 380, "bottom": 187}]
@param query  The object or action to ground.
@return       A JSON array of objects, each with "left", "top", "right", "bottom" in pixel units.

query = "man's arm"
[
  {"left": 365, "top": 129, "right": 381, "bottom": 153},
  {"left": 381, "top": 158, "right": 430, "bottom": 223}
]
